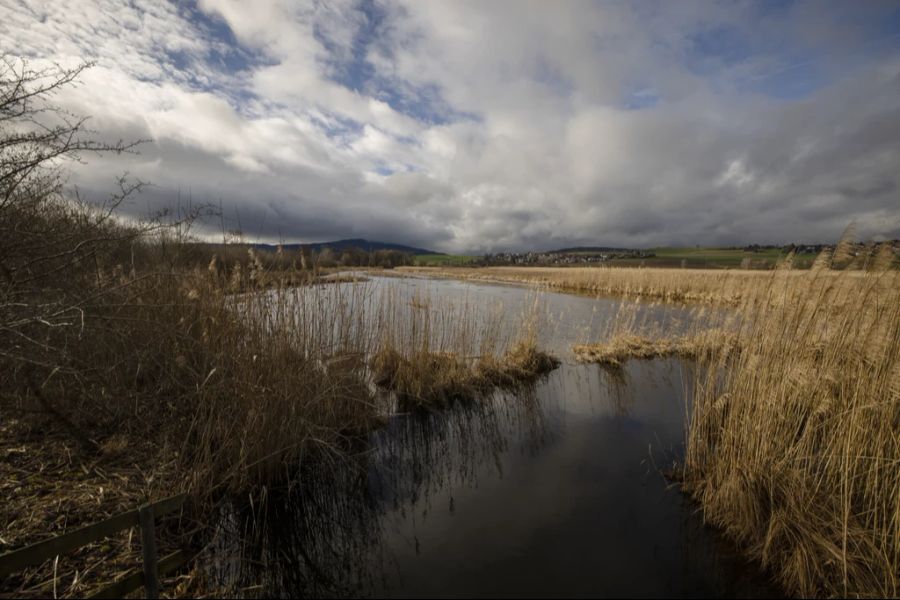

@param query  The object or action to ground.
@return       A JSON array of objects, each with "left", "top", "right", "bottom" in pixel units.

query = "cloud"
[{"left": 2, "top": 0, "right": 899, "bottom": 251}]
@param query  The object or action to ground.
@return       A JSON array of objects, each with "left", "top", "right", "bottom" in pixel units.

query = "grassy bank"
[
  {"left": 373, "top": 339, "right": 558, "bottom": 411},
  {"left": 573, "top": 330, "right": 738, "bottom": 366},
  {"left": 0, "top": 246, "right": 381, "bottom": 595}
]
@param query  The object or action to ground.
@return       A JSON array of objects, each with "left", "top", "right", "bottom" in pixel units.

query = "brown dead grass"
[
  {"left": 682, "top": 269, "right": 900, "bottom": 598},
  {"left": 368, "top": 286, "right": 559, "bottom": 409},
  {"left": 573, "top": 329, "right": 739, "bottom": 366},
  {"left": 0, "top": 419, "right": 189, "bottom": 598},
  {"left": 408, "top": 262, "right": 899, "bottom": 598},
  {"left": 372, "top": 340, "right": 559, "bottom": 410},
  {"left": 397, "top": 265, "right": 779, "bottom": 305}
]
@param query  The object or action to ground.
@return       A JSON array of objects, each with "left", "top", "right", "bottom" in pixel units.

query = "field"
[
  {"left": 556, "top": 246, "right": 818, "bottom": 268},
  {"left": 648, "top": 246, "right": 818, "bottom": 268},
  {"left": 412, "top": 253, "right": 478, "bottom": 266}
]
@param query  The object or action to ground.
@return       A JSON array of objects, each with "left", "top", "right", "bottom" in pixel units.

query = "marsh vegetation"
[
  {"left": 406, "top": 254, "right": 899, "bottom": 599},
  {"left": 0, "top": 59, "right": 557, "bottom": 597},
  {"left": 3, "top": 58, "right": 898, "bottom": 599}
]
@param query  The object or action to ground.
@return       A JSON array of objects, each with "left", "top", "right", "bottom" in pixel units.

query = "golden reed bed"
[
  {"left": 400, "top": 263, "right": 899, "bottom": 598},
  {"left": 397, "top": 265, "right": 848, "bottom": 305}
]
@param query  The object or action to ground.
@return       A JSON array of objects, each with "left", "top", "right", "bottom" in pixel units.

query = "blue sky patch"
[
  {"left": 312, "top": 0, "right": 468, "bottom": 126},
  {"left": 624, "top": 88, "right": 661, "bottom": 110}
]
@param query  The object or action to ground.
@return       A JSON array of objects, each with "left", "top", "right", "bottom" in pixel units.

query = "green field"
[
  {"left": 413, "top": 254, "right": 477, "bottom": 266},
  {"left": 414, "top": 248, "right": 823, "bottom": 269},
  {"left": 647, "top": 247, "right": 817, "bottom": 268}
]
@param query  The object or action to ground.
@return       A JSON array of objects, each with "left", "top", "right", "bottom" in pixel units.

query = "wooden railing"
[{"left": 0, "top": 494, "right": 191, "bottom": 599}]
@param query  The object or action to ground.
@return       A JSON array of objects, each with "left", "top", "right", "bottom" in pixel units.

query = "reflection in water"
[
  {"left": 208, "top": 357, "right": 777, "bottom": 598},
  {"left": 595, "top": 362, "right": 634, "bottom": 417},
  {"left": 209, "top": 383, "right": 557, "bottom": 598},
  {"left": 208, "top": 277, "right": 774, "bottom": 598},
  {"left": 295, "top": 274, "right": 725, "bottom": 360}
]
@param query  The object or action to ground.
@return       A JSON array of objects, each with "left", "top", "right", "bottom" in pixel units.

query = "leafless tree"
[{"left": 0, "top": 56, "right": 148, "bottom": 449}]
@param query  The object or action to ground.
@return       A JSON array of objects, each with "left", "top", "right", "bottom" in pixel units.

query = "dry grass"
[
  {"left": 369, "top": 290, "right": 559, "bottom": 410},
  {"left": 683, "top": 269, "right": 900, "bottom": 598},
  {"left": 0, "top": 252, "right": 387, "bottom": 595},
  {"left": 398, "top": 265, "right": 775, "bottom": 304},
  {"left": 397, "top": 265, "right": 874, "bottom": 305},
  {"left": 573, "top": 329, "right": 738, "bottom": 366},
  {"left": 2, "top": 244, "right": 556, "bottom": 596},
  {"left": 372, "top": 341, "right": 559, "bottom": 410},
  {"left": 0, "top": 420, "right": 189, "bottom": 598},
  {"left": 404, "top": 262, "right": 899, "bottom": 598},
  {"left": 475, "top": 340, "right": 561, "bottom": 387}
]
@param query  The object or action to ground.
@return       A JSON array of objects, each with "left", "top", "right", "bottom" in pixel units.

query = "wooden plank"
[
  {"left": 86, "top": 550, "right": 191, "bottom": 600},
  {"left": 138, "top": 505, "right": 159, "bottom": 599},
  {"left": 147, "top": 494, "right": 187, "bottom": 519},
  {"left": 86, "top": 568, "right": 143, "bottom": 600},
  {"left": 0, "top": 494, "right": 186, "bottom": 578},
  {"left": 0, "top": 511, "right": 139, "bottom": 578}
]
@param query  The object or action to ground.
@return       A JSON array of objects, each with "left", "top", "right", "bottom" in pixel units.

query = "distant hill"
[{"left": 253, "top": 238, "right": 441, "bottom": 256}]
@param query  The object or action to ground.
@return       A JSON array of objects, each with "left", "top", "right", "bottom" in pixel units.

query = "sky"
[{"left": 2, "top": 0, "right": 899, "bottom": 252}]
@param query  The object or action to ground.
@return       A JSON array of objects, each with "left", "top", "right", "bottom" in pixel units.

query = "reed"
[
  {"left": 682, "top": 268, "right": 899, "bottom": 598},
  {"left": 415, "top": 257, "right": 898, "bottom": 597},
  {"left": 369, "top": 289, "right": 558, "bottom": 410},
  {"left": 551, "top": 263, "right": 899, "bottom": 597},
  {"left": 573, "top": 329, "right": 738, "bottom": 366},
  {"left": 398, "top": 265, "right": 879, "bottom": 305},
  {"left": 0, "top": 233, "right": 367, "bottom": 595}
]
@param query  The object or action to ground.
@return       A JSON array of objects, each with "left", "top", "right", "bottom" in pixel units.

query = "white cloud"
[{"left": 1, "top": 0, "right": 898, "bottom": 251}]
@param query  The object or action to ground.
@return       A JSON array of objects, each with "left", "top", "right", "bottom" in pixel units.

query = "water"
[
  {"left": 348, "top": 273, "right": 709, "bottom": 356},
  {"left": 212, "top": 276, "right": 777, "bottom": 598}
]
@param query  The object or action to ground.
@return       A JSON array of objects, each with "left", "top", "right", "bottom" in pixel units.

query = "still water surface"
[{"left": 214, "top": 276, "right": 776, "bottom": 598}]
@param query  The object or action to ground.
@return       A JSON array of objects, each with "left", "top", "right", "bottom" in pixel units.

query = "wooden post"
[
  {"left": 138, "top": 504, "right": 159, "bottom": 599},
  {"left": 0, "top": 494, "right": 186, "bottom": 598}
]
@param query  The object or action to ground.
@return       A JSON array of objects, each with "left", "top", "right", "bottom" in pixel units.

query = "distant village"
[
  {"left": 481, "top": 249, "right": 657, "bottom": 265},
  {"left": 477, "top": 243, "right": 883, "bottom": 267}
]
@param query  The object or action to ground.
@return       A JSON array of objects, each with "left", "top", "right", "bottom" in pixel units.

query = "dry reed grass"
[
  {"left": 369, "top": 290, "right": 559, "bottom": 410},
  {"left": 573, "top": 329, "right": 738, "bottom": 366},
  {"left": 404, "top": 258, "right": 898, "bottom": 598},
  {"left": 398, "top": 265, "right": 878, "bottom": 306},
  {"left": 372, "top": 341, "right": 559, "bottom": 410},
  {"left": 681, "top": 269, "right": 899, "bottom": 598},
  {"left": 399, "top": 265, "right": 774, "bottom": 304}
]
